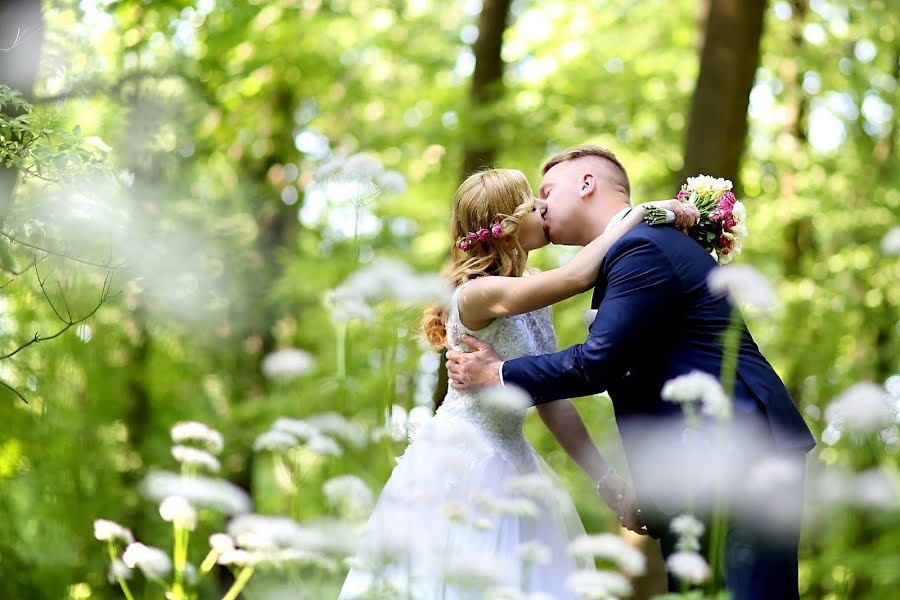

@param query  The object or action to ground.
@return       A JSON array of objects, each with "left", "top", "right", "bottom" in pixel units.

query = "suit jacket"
[{"left": 503, "top": 222, "right": 815, "bottom": 476}]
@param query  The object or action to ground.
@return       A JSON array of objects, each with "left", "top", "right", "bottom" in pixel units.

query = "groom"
[{"left": 446, "top": 145, "right": 816, "bottom": 599}]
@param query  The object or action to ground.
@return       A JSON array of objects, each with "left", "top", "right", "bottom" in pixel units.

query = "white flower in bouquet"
[
  {"left": 566, "top": 569, "right": 632, "bottom": 599},
  {"left": 707, "top": 264, "right": 778, "bottom": 314},
  {"left": 93, "top": 519, "right": 134, "bottom": 544},
  {"left": 170, "top": 421, "right": 223, "bottom": 454},
  {"left": 825, "top": 382, "right": 895, "bottom": 434},
  {"left": 568, "top": 533, "right": 646, "bottom": 576},
  {"left": 122, "top": 543, "right": 172, "bottom": 580},
  {"left": 159, "top": 496, "right": 197, "bottom": 530},
  {"left": 685, "top": 174, "right": 732, "bottom": 198},
  {"left": 666, "top": 550, "right": 711, "bottom": 584},
  {"left": 172, "top": 445, "right": 221, "bottom": 472},
  {"left": 261, "top": 348, "right": 315, "bottom": 379}
]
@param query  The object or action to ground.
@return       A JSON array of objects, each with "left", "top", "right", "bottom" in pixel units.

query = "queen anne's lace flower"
[
  {"left": 323, "top": 475, "right": 374, "bottom": 520},
  {"left": 567, "top": 534, "right": 646, "bottom": 576},
  {"left": 565, "top": 569, "right": 632, "bottom": 599},
  {"left": 662, "top": 371, "right": 732, "bottom": 420},
  {"left": 159, "top": 496, "right": 197, "bottom": 529},
  {"left": 140, "top": 470, "right": 251, "bottom": 514},
  {"left": 707, "top": 265, "right": 778, "bottom": 314},
  {"left": 667, "top": 551, "right": 711, "bottom": 584},
  {"left": 172, "top": 445, "right": 221, "bottom": 472},
  {"left": 825, "top": 382, "right": 895, "bottom": 434},
  {"left": 261, "top": 348, "right": 315, "bottom": 379},
  {"left": 94, "top": 519, "right": 134, "bottom": 544},
  {"left": 170, "top": 421, "right": 223, "bottom": 453},
  {"left": 122, "top": 543, "right": 172, "bottom": 580}
]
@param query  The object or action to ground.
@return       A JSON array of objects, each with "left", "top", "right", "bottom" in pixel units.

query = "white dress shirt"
[{"left": 498, "top": 206, "right": 633, "bottom": 386}]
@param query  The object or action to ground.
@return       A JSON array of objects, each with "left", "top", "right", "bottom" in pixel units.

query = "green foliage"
[{"left": 0, "top": 0, "right": 897, "bottom": 599}]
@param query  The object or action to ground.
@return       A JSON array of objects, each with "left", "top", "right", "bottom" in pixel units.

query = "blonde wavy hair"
[{"left": 422, "top": 168, "right": 535, "bottom": 349}]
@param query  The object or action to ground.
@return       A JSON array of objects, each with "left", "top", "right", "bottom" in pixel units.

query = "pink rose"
[
  {"left": 477, "top": 228, "right": 491, "bottom": 241},
  {"left": 677, "top": 189, "right": 688, "bottom": 202},
  {"left": 718, "top": 234, "right": 731, "bottom": 250},
  {"left": 467, "top": 232, "right": 478, "bottom": 241},
  {"left": 710, "top": 209, "right": 722, "bottom": 223},
  {"left": 459, "top": 240, "right": 471, "bottom": 251},
  {"left": 717, "top": 191, "right": 736, "bottom": 209},
  {"left": 491, "top": 222, "right": 503, "bottom": 238}
]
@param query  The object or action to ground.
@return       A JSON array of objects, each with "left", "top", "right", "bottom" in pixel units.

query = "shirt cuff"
[{"left": 498, "top": 361, "right": 505, "bottom": 386}]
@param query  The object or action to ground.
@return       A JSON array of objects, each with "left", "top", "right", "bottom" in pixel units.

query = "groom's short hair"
[{"left": 542, "top": 145, "right": 631, "bottom": 197}]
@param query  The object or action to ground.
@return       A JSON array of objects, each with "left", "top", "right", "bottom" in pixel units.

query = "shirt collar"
[{"left": 603, "top": 206, "right": 633, "bottom": 235}]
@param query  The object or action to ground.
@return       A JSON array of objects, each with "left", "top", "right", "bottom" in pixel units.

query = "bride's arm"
[
  {"left": 535, "top": 400, "right": 629, "bottom": 510},
  {"left": 458, "top": 199, "right": 694, "bottom": 326}
]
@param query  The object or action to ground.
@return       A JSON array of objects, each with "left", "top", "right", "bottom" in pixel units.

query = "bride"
[{"left": 338, "top": 168, "right": 692, "bottom": 599}]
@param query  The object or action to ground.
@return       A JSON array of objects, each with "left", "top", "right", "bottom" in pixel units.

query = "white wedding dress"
[{"left": 338, "top": 281, "right": 594, "bottom": 599}]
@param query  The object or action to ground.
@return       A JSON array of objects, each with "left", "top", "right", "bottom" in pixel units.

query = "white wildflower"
[
  {"left": 670, "top": 514, "right": 705, "bottom": 542},
  {"left": 306, "top": 412, "right": 367, "bottom": 448},
  {"left": 140, "top": 470, "right": 252, "bottom": 515},
  {"left": 707, "top": 264, "right": 778, "bottom": 314},
  {"left": 253, "top": 429, "right": 298, "bottom": 452},
  {"left": 662, "top": 371, "right": 732, "bottom": 420},
  {"left": 341, "top": 153, "right": 383, "bottom": 181},
  {"left": 825, "top": 382, "right": 895, "bottom": 434},
  {"left": 441, "top": 501, "right": 469, "bottom": 524},
  {"left": 516, "top": 541, "right": 551, "bottom": 566},
  {"left": 444, "top": 553, "right": 508, "bottom": 589},
  {"left": 566, "top": 569, "right": 633, "bottom": 599},
  {"left": 491, "top": 497, "right": 540, "bottom": 519},
  {"left": 228, "top": 515, "right": 358, "bottom": 556},
  {"left": 377, "top": 169, "right": 407, "bottom": 195},
  {"left": 209, "top": 533, "right": 235, "bottom": 554},
  {"left": 481, "top": 385, "right": 531, "bottom": 415},
  {"left": 217, "top": 549, "right": 258, "bottom": 566},
  {"left": 881, "top": 227, "right": 900, "bottom": 255},
  {"left": 486, "top": 587, "right": 526, "bottom": 600},
  {"left": 503, "top": 473, "right": 561, "bottom": 503},
  {"left": 170, "top": 421, "right": 224, "bottom": 454},
  {"left": 107, "top": 559, "right": 132, "bottom": 584},
  {"left": 159, "top": 496, "right": 197, "bottom": 530},
  {"left": 324, "top": 287, "right": 375, "bottom": 324},
  {"left": 667, "top": 550, "right": 711, "bottom": 584},
  {"left": 323, "top": 475, "right": 374, "bottom": 520},
  {"left": 122, "top": 543, "right": 172, "bottom": 580},
  {"left": 272, "top": 417, "right": 318, "bottom": 440},
  {"left": 93, "top": 519, "right": 134, "bottom": 544},
  {"left": 172, "top": 445, "right": 221, "bottom": 472},
  {"left": 747, "top": 456, "right": 804, "bottom": 497},
  {"left": 307, "top": 434, "right": 343, "bottom": 457},
  {"left": 855, "top": 469, "right": 898, "bottom": 508},
  {"left": 568, "top": 534, "right": 646, "bottom": 576},
  {"left": 261, "top": 348, "right": 315, "bottom": 379},
  {"left": 475, "top": 517, "right": 493, "bottom": 530}
]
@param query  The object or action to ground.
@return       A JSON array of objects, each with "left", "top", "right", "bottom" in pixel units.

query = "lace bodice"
[{"left": 437, "top": 279, "right": 557, "bottom": 454}]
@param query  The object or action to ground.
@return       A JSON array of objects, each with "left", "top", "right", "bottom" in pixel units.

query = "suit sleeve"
[{"left": 503, "top": 235, "right": 682, "bottom": 404}]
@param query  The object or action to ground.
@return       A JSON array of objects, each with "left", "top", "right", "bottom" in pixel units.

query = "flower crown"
[{"left": 456, "top": 220, "right": 504, "bottom": 252}]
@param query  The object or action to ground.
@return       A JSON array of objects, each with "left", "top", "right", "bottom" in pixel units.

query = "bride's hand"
[{"left": 643, "top": 199, "right": 700, "bottom": 232}]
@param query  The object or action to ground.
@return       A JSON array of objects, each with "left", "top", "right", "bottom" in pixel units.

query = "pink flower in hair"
[
  {"left": 491, "top": 221, "right": 503, "bottom": 238},
  {"left": 467, "top": 232, "right": 478, "bottom": 241},
  {"left": 477, "top": 228, "right": 491, "bottom": 241},
  {"left": 459, "top": 240, "right": 471, "bottom": 251}
]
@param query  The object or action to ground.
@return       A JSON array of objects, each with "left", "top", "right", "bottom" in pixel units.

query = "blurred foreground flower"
[
  {"left": 666, "top": 550, "right": 711, "bottom": 584},
  {"left": 707, "top": 264, "right": 778, "bottom": 314},
  {"left": 825, "top": 381, "right": 896, "bottom": 435},
  {"left": 122, "top": 542, "right": 172, "bottom": 580},
  {"left": 568, "top": 533, "right": 646, "bottom": 576},
  {"left": 170, "top": 421, "right": 223, "bottom": 454},
  {"left": 261, "top": 347, "right": 316, "bottom": 379},
  {"left": 565, "top": 569, "right": 632, "bottom": 599}
]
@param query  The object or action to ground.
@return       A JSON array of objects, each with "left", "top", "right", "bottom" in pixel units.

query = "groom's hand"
[{"left": 446, "top": 335, "right": 502, "bottom": 391}]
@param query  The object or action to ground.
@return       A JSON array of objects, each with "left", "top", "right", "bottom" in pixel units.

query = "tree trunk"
[
  {"left": 459, "top": 0, "right": 513, "bottom": 178},
  {"left": 0, "top": 0, "right": 44, "bottom": 221},
  {"left": 679, "top": 0, "right": 767, "bottom": 187},
  {"left": 435, "top": 0, "right": 513, "bottom": 409}
]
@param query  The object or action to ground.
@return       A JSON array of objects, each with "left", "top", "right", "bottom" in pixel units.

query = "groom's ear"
[{"left": 579, "top": 173, "right": 595, "bottom": 199}]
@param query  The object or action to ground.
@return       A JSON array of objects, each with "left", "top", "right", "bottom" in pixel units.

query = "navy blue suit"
[{"left": 503, "top": 222, "right": 815, "bottom": 599}]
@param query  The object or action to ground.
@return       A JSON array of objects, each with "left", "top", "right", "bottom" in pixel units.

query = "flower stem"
[
  {"left": 221, "top": 566, "right": 254, "bottom": 600},
  {"left": 107, "top": 541, "right": 136, "bottom": 600}
]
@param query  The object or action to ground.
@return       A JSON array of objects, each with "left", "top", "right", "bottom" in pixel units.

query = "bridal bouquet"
[{"left": 644, "top": 175, "right": 748, "bottom": 264}]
